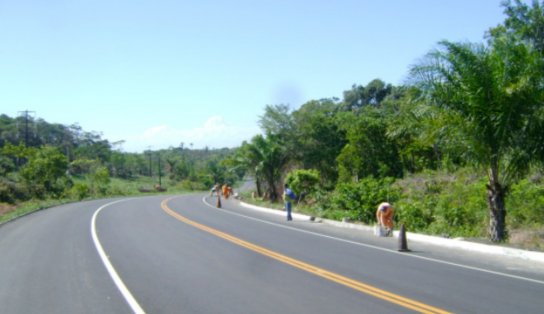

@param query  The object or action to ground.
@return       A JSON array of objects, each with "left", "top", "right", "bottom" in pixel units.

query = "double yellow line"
[{"left": 161, "top": 198, "right": 451, "bottom": 314}]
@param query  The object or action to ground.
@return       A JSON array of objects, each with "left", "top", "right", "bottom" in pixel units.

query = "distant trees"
[
  {"left": 1, "top": 0, "right": 542, "bottom": 243},
  {"left": 0, "top": 113, "right": 240, "bottom": 203}
]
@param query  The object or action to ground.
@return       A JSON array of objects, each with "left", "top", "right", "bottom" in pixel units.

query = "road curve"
[{"left": 1, "top": 194, "right": 544, "bottom": 313}]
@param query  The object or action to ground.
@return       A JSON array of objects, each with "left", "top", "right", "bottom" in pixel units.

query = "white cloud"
[{"left": 120, "top": 115, "right": 259, "bottom": 152}]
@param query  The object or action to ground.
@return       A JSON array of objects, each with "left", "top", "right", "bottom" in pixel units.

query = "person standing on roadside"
[
  {"left": 210, "top": 183, "right": 219, "bottom": 196},
  {"left": 283, "top": 184, "right": 296, "bottom": 221}
]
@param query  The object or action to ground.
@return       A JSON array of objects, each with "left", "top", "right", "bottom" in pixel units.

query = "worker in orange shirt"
[
  {"left": 376, "top": 202, "right": 394, "bottom": 236},
  {"left": 222, "top": 184, "right": 230, "bottom": 199}
]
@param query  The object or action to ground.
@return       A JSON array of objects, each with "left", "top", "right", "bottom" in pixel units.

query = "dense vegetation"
[
  {"left": 0, "top": 115, "right": 242, "bottom": 205},
  {"left": 229, "top": 0, "right": 544, "bottom": 244},
  {"left": 1, "top": 1, "right": 543, "bottom": 247}
]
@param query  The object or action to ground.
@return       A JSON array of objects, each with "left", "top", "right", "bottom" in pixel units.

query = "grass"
[
  {"left": 0, "top": 176, "right": 204, "bottom": 225},
  {"left": 3, "top": 172, "right": 543, "bottom": 252},
  {"left": 0, "top": 199, "right": 70, "bottom": 224}
]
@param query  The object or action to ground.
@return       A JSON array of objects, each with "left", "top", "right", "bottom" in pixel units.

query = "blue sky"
[{"left": 1, "top": 0, "right": 510, "bottom": 152}]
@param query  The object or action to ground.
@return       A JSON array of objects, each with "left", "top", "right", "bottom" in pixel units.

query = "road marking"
[
  {"left": 162, "top": 197, "right": 451, "bottom": 314},
  {"left": 91, "top": 199, "right": 146, "bottom": 314},
  {"left": 202, "top": 196, "right": 544, "bottom": 286}
]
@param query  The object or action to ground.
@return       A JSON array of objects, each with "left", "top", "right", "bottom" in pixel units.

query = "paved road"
[{"left": 1, "top": 194, "right": 544, "bottom": 313}]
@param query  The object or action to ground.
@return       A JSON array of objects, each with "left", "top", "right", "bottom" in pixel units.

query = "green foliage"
[
  {"left": 238, "top": 134, "right": 290, "bottom": 200},
  {"left": 394, "top": 203, "right": 434, "bottom": 232},
  {"left": 68, "top": 182, "right": 90, "bottom": 200},
  {"left": 342, "top": 79, "right": 393, "bottom": 110},
  {"left": 177, "top": 179, "right": 207, "bottom": 191},
  {"left": 291, "top": 99, "right": 345, "bottom": 186},
  {"left": 259, "top": 104, "right": 295, "bottom": 138},
  {"left": 69, "top": 158, "right": 100, "bottom": 175},
  {"left": 507, "top": 176, "right": 544, "bottom": 227},
  {"left": 327, "top": 177, "right": 400, "bottom": 224},
  {"left": 20, "top": 146, "right": 70, "bottom": 198},
  {"left": 2, "top": 142, "right": 37, "bottom": 160},
  {"left": 2, "top": 1, "right": 544, "bottom": 246},
  {"left": 336, "top": 108, "right": 403, "bottom": 181},
  {"left": 427, "top": 182, "right": 488, "bottom": 237},
  {"left": 395, "top": 170, "right": 488, "bottom": 237},
  {"left": 0, "top": 155, "right": 15, "bottom": 176},
  {"left": 0, "top": 178, "right": 28, "bottom": 204},
  {"left": 489, "top": 0, "right": 544, "bottom": 54},
  {"left": 410, "top": 23, "right": 544, "bottom": 241},
  {"left": 285, "top": 169, "right": 320, "bottom": 202},
  {"left": 89, "top": 166, "right": 110, "bottom": 195}
]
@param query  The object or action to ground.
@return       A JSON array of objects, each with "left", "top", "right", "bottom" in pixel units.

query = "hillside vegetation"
[{"left": 1, "top": 1, "right": 543, "bottom": 249}]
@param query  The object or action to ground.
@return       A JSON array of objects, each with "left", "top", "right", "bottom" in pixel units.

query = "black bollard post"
[
  {"left": 398, "top": 224, "right": 411, "bottom": 252},
  {"left": 216, "top": 191, "right": 222, "bottom": 208}
]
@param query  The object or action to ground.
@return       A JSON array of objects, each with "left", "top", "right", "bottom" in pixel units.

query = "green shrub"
[
  {"left": 285, "top": 169, "right": 321, "bottom": 203},
  {"left": 69, "top": 182, "right": 90, "bottom": 200},
  {"left": 89, "top": 166, "right": 110, "bottom": 195},
  {"left": 179, "top": 179, "right": 207, "bottom": 191},
  {"left": 20, "top": 146, "right": 69, "bottom": 199},
  {"left": 328, "top": 177, "right": 400, "bottom": 224},
  {"left": 0, "top": 179, "right": 28, "bottom": 203},
  {"left": 69, "top": 159, "right": 100, "bottom": 176},
  {"left": 395, "top": 202, "right": 434, "bottom": 231},
  {"left": 394, "top": 169, "right": 488, "bottom": 237},
  {"left": 507, "top": 178, "right": 544, "bottom": 227},
  {"left": 425, "top": 178, "right": 487, "bottom": 237}
]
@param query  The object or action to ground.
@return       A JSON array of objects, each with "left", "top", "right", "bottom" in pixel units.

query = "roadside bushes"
[
  {"left": 507, "top": 176, "right": 544, "bottom": 228},
  {"left": 285, "top": 169, "right": 320, "bottom": 201},
  {"left": 326, "top": 177, "right": 400, "bottom": 224},
  {"left": 68, "top": 182, "right": 91, "bottom": 200},
  {"left": 0, "top": 178, "right": 28, "bottom": 204},
  {"left": 395, "top": 170, "right": 488, "bottom": 237},
  {"left": 20, "top": 146, "right": 71, "bottom": 199}
]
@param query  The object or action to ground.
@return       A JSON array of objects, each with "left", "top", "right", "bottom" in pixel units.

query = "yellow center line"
[{"left": 161, "top": 197, "right": 452, "bottom": 314}]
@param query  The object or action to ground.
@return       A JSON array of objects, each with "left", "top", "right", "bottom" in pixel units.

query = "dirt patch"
[
  {"left": 509, "top": 228, "right": 544, "bottom": 251},
  {"left": 0, "top": 203, "right": 16, "bottom": 216}
]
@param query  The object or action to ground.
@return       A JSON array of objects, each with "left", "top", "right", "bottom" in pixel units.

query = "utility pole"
[
  {"left": 146, "top": 146, "right": 153, "bottom": 178},
  {"left": 149, "top": 152, "right": 153, "bottom": 178},
  {"left": 158, "top": 153, "right": 162, "bottom": 187},
  {"left": 18, "top": 110, "right": 35, "bottom": 146}
]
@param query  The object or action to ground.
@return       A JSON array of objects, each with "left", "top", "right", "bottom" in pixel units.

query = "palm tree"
[
  {"left": 235, "top": 134, "right": 290, "bottom": 201},
  {"left": 411, "top": 38, "right": 543, "bottom": 241}
]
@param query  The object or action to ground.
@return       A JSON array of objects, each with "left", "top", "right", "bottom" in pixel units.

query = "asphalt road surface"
[{"left": 1, "top": 194, "right": 544, "bottom": 313}]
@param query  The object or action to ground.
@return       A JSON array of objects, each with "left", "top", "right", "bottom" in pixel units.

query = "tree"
[
  {"left": 488, "top": 0, "right": 544, "bottom": 56},
  {"left": 238, "top": 134, "right": 290, "bottom": 201},
  {"left": 285, "top": 169, "right": 320, "bottom": 203},
  {"left": 336, "top": 108, "right": 403, "bottom": 182},
  {"left": 342, "top": 79, "right": 393, "bottom": 111},
  {"left": 256, "top": 104, "right": 297, "bottom": 200},
  {"left": 20, "top": 146, "right": 70, "bottom": 198},
  {"left": 292, "top": 99, "right": 345, "bottom": 186},
  {"left": 387, "top": 87, "right": 467, "bottom": 172},
  {"left": 410, "top": 38, "right": 544, "bottom": 241},
  {"left": 258, "top": 104, "right": 295, "bottom": 138}
]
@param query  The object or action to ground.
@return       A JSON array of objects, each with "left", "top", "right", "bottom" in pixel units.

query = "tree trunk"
[
  {"left": 255, "top": 177, "right": 262, "bottom": 197},
  {"left": 487, "top": 169, "right": 507, "bottom": 242},
  {"left": 267, "top": 178, "right": 278, "bottom": 202}
]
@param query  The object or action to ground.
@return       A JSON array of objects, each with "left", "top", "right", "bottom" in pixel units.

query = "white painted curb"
[{"left": 239, "top": 201, "right": 544, "bottom": 264}]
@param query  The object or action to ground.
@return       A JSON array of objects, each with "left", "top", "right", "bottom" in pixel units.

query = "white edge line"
[
  {"left": 198, "top": 196, "right": 544, "bottom": 286},
  {"left": 91, "top": 199, "right": 146, "bottom": 314}
]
